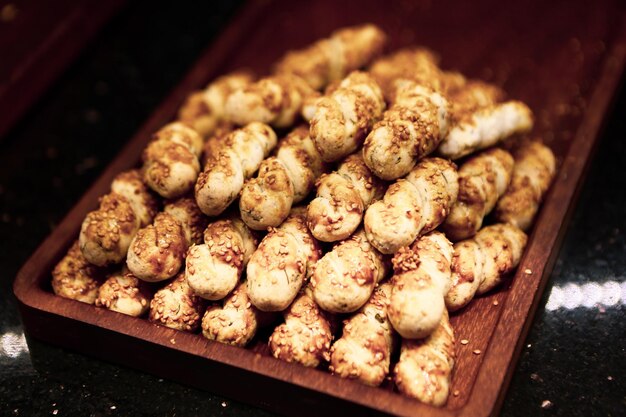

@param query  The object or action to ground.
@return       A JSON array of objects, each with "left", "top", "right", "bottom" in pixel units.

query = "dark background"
[{"left": 1, "top": 2, "right": 624, "bottom": 416}]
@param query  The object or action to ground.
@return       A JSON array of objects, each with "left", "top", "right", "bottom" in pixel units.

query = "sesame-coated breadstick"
[
  {"left": 79, "top": 170, "right": 158, "bottom": 266},
  {"left": 178, "top": 71, "right": 254, "bottom": 138},
  {"left": 186, "top": 217, "right": 258, "bottom": 301},
  {"left": 142, "top": 122, "right": 203, "bottom": 199},
  {"left": 329, "top": 282, "right": 395, "bottom": 386},
  {"left": 224, "top": 74, "right": 315, "bottom": 128},
  {"left": 52, "top": 241, "right": 105, "bottom": 304},
  {"left": 246, "top": 208, "right": 321, "bottom": 312},
  {"left": 308, "top": 71, "right": 385, "bottom": 163},
  {"left": 362, "top": 80, "right": 451, "bottom": 180},
  {"left": 441, "top": 148, "right": 514, "bottom": 241},
  {"left": 149, "top": 271, "right": 205, "bottom": 332},
  {"left": 239, "top": 125, "right": 325, "bottom": 230},
  {"left": 389, "top": 232, "right": 453, "bottom": 339},
  {"left": 445, "top": 223, "right": 527, "bottom": 311},
  {"left": 311, "top": 229, "right": 387, "bottom": 314},
  {"left": 95, "top": 271, "right": 152, "bottom": 317},
  {"left": 269, "top": 287, "right": 334, "bottom": 368},
  {"left": 394, "top": 310, "right": 455, "bottom": 406},
  {"left": 364, "top": 158, "right": 458, "bottom": 255},
  {"left": 495, "top": 141, "right": 556, "bottom": 230},
  {"left": 275, "top": 24, "right": 386, "bottom": 90},
  {"left": 195, "top": 122, "right": 277, "bottom": 216},
  {"left": 307, "top": 153, "right": 385, "bottom": 243}
]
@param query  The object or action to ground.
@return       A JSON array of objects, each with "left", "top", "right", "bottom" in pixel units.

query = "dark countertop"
[{"left": 0, "top": 2, "right": 624, "bottom": 416}]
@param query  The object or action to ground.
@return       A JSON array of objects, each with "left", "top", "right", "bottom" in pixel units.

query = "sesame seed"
[
  {"left": 461, "top": 339, "right": 469, "bottom": 345},
  {"left": 472, "top": 349, "right": 481, "bottom": 355}
]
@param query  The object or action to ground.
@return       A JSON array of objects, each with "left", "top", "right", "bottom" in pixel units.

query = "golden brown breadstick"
[
  {"left": 269, "top": 287, "right": 334, "bottom": 368},
  {"left": 364, "top": 158, "right": 458, "bottom": 254},
  {"left": 95, "top": 271, "right": 152, "bottom": 317},
  {"left": 162, "top": 197, "right": 208, "bottom": 246},
  {"left": 239, "top": 125, "right": 325, "bottom": 230},
  {"left": 445, "top": 223, "right": 527, "bottom": 311},
  {"left": 126, "top": 212, "right": 187, "bottom": 282},
  {"left": 311, "top": 229, "right": 387, "bottom": 313},
  {"left": 201, "top": 123, "right": 235, "bottom": 167},
  {"left": 369, "top": 47, "right": 466, "bottom": 100},
  {"left": 495, "top": 141, "right": 556, "bottom": 230},
  {"left": 437, "top": 101, "right": 533, "bottom": 160},
  {"left": 362, "top": 80, "right": 451, "bottom": 180},
  {"left": 307, "top": 153, "right": 385, "bottom": 242},
  {"left": 110, "top": 170, "right": 159, "bottom": 228},
  {"left": 394, "top": 311, "right": 455, "bottom": 406},
  {"left": 308, "top": 71, "right": 385, "bottom": 162},
  {"left": 142, "top": 122, "right": 203, "bottom": 199},
  {"left": 79, "top": 170, "right": 158, "bottom": 266},
  {"left": 275, "top": 24, "right": 386, "bottom": 90},
  {"left": 329, "top": 282, "right": 395, "bottom": 386},
  {"left": 79, "top": 193, "right": 140, "bottom": 267},
  {"left": 195, "top": 122, "right": 277, "bottom": 216},
  {"left": 201, "top": 281, "right": 270, "bottom": 347},
  {"left": 186, "top": 217, "right": 258, "bottom": 301},
  {"left": 224, "top": 74, "right": 314, "bottom": 128},
  {"left": 441, "top": 148, "right": 514, "bottom": 241},
  {"left": 52, "top": 241, "right": 105, "bottom": 304},
  {"left": 178, "top": 71, "right": 254, "bottom": 138},
  {"left": 389, "top": 232, "right": 453, "bottom": 339},
  {"left": 149, "top": 271, "right": 205, "bottom": 332},
  {"left": 247, "top": 208, "right": 321, "bottom": 312}
]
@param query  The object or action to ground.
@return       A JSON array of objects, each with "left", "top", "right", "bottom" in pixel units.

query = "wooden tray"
[{"left": 13, "top": 1, "right": 626, "bottom": 416}]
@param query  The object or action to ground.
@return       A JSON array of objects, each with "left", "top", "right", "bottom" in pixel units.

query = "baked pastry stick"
[
  {"left": 149, "top": 271, "right": 205, "bottom": 332},
  {"left": 247, "top": 208, "right": 321, "bottom": 312},
  {"left": 307, "top": 153, "right": 385, "bottom": 242},
  {"left": 364, "top": 158, "right": 458, "bottom": 255},
  {"left": 126, "top": 197, "right": 206, "bottom": 282},
  {"left": 307, "top": 71, "right": 385, "bottom": 162},
  {"left": 368, "top": 47, "right": 466, "bottom": 101},
  {"left": 142, "top": 122, "right": 203, "bottom": 199},
  {"left": 186, "top": 217, "right": 258, "bottom": 301},
  {"left": 200, "top": 123, "right": 235, "bottom": 167},
  {"left": 224, "top": 74, "right": 315, "bottom": 128},
  {"left": 126, "top": 212, "right": 187, "bottom": 282},
  {"left": 445, "top": 223, "right": 527, "bottom": 311},
  {"left": 95, "top": 271, "right": 152, "bottom": 317},
  {"left": 441, "top": 148, "right": 514, "bottom": 241},
  {"left": 437, "top": 100, "right": 533, "bottom": 160},
  {"left": 195, "top": 122, "right": 277, "bottom": 216},
  {"left": 52, "top": 241, "right": 105, "bottom": 304},
  {"left": 394, "top": 311, "right": 455, "bottom": 407},
  {"left": 162, "top": 196, "right": 208, "bottom": 247},
  {"left": 311, "top": 229, "right": 388, "bottom": 313},
  {"left": 79, "top": 170, "right": 158, "bottom": 266},
  {"left": 275, "top": 24, "right": 386, "bottom": 90},
  {"left": 389, "top": 232, "right": 453, "bottom": 339},
  {"left": 329, "top": 282, "right": 395, "bottom": 386},
  {"left": 201, "top": 281, "right": 270, "bottom": 347},
  {"left": 269, "top": 286, "right": 334, "bottom": 368},
  {"left": 495, "top": 141, "right": 557, "bottom": 230},
  {"left": 362, "top": 80, "right": 451, "bottom": 180},
  {"left": 178, "top": 71, "right": 254, "bottom": 138},
  {"left": 239, "top": 125, "right": 325, "bottom": 230}
]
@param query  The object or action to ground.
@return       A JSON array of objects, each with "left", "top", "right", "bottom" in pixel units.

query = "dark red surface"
[{"left": 0, "top": 0, "right": 125, "bottom": 138}]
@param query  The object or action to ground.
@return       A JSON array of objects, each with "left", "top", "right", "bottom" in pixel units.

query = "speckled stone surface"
[{"left": 0, "top": 2, "right": 624, "bottom": 416}]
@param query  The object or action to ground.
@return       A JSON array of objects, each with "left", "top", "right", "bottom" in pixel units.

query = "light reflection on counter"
[
  {"left": 545, "top": 280, "right": 626, "bottom": 311},
  {"left": 0, "top": 331, "right": 28, "bottom": 358}
]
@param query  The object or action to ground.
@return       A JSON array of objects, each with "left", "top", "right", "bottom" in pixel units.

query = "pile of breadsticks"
[{"left": 52, "top": 24, "right": 556, "bottom": 406}]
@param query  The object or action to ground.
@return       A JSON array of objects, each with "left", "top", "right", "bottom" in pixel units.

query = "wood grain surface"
[
  {"left": 13, "top": 1, "right": 626, "bottom": 416},
  {"left": 0, "top": 0, "right": 126, "bottom": 139}
]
